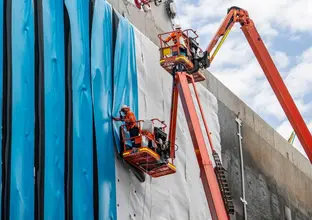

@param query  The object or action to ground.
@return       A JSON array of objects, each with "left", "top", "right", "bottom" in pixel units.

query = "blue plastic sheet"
[
  {"left": 0, "top": 0, "right": 3, "bottom": 217},
  {"left": 112, "top": 16, "right": 139, "bottom": 153},
  {"left": 91, "top": 1, "right": 117, "bottom": 219},
  {"left": 10, "top": 0, "right": 35, "bottom": 219},
  {"left": 64, "top": 0, "right": 94, "bottom": 219},
  {"left": 43, "top": 0, "right": 65, "bottom": 219}
]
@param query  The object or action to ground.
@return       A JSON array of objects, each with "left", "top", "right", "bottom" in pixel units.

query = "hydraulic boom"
[
  {"left": 168, "top": 69, "right": 232, "bottom": 220},
  {"left": 202, "top": 6, "right": 312, "bottom": 162}
]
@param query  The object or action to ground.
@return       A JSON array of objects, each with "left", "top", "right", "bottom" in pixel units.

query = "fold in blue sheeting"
[
  {"left": 10, "top": 0, "right": 35, "bottom": 219},
  {"left": 64, "top": 0, "right": 94, "bottom": 219},
  {"left": 43, "top": 0, "right": 65, "bottom": 219},
  {"left": 0, "top": 0, "right": 3, "bottom": 217},
  {"left": 112, "top": 15, "right": 139, "bottom": 153},
  {"left": 91, "top": 1, "right": 117, "bottom": 219}
]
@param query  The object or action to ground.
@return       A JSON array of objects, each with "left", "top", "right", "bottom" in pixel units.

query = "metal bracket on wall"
[
  {"left": 240, "top": 197, "right": 248, "bottom": 205},
  {"left": 236, "top": 117, "right": 248, "bottom": 220},
  {"left": 165, "top": 0, "right": 177, "bottom": 19}
]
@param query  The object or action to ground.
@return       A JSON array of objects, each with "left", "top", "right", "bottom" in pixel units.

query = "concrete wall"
[
  {"left": 203, "top": 71, "right": 312, "bottom": 219},
  {"left": 107, "top": 1, "right": 312, "bottom": 218},
  {"left": 107, "top": 0, "right": 173, "bottom": 44}
]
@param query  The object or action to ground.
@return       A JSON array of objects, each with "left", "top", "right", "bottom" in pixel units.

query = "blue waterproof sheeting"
[
  {"left": 112, "top": 16, "right": 139, "bottom": 153},
  {"left": 3, "top": 2, "right": 140, "bottom": 218},
  {"left": 91, "top": 1, "right": 117, "bottom": 219},
  {"left": 0, "top": 0, "right": 3, "bottom": 217},
  {"left": 10, "top": 1, "right": 35, "bottom": 219},
  {"left": 65, "top": 0, "right": 94, "bottom": 219},
  {"left": 43, "top": 0, "right": 65, "bottom": 219}
]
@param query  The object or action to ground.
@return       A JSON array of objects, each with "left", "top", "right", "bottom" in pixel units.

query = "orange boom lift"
[
  {"left": 157, "top": 5, "right": 312, "bottom": 220},
  {"left": 158, "top": 29, "right": 233, "bottom": 220},
  {"left": 119, "top": 5, "right": 312, "bottom": 220}
]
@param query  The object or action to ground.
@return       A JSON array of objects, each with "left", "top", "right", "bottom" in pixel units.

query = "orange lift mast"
[
  {"left": 159, "top": 30, "right": 233, "bottom": 218},
  {"left": 205, "top": 6, "right": 312, "bottom": 162},
  {"left": 167, "top": 71, "right": 230, "bottom": 220}
]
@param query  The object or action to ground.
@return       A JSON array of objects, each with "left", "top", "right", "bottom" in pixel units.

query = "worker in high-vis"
[
  {"left": 113, "top": 105, "right": 140, "bottom": 149},
  {"left": 164, "top": 24, "right": 187, "bottom": 56}
]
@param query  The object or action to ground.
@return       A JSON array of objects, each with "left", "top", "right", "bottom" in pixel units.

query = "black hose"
[{"left": 188, "top": 59, "right": 200, "bottom": 74}]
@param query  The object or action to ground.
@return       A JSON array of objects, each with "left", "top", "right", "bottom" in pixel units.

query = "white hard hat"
[
  {"left": 121, "top": 105, "right": 129, "bottom": 110},
  {"left": 175, "top": 24, "right": 181, "bottom": 29}
]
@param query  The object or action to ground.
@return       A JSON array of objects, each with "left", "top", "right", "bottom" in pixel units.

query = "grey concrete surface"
[
  {"left": 218, "top": 100, "right": 312, "bottom": 219},
  {"left": 203, "top": 70, "right": 312, "bottom": 180},
  {"left": 107, "top": 1, "right": 312, "bottom": 218},
  {"left": 107, "top": 0, "right": 173, "bottom": 45}
]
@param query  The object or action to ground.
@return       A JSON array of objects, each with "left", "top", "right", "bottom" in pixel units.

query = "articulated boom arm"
[{"left": 206, "top": 6, "right": 312, "bottom": 162}]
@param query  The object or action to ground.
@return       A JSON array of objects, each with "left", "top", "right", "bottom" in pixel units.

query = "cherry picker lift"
[
  {"left": 119, "top": 30, "right": 234, "bottom": 218},
  {"left": 158, "top": 6, "right": 312, "bottom": 219},
  {"left": 160, "top": 6, "right": 312, "bottom": 163},
  {"left": 119, "top": 118, "right": 176, "bottom": 178},
  {"left": 118, "top": 5, "right": 312, "bottom": 220}
]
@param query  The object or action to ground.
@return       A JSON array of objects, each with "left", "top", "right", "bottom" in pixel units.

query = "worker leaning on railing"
[
  {"left": 112, "top": 105, "right": 140, "bottom": 149},
  {"left": 164, "top": 24, "right": 187, "bottom": 56}
]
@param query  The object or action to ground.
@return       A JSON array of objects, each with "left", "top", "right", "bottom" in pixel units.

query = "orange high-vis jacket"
[
  {"left": 123, "top": 111, "right": 137, "bottom": 131},
  {"left": 164, "top": 31, "right": 186, "bottom": 47}
]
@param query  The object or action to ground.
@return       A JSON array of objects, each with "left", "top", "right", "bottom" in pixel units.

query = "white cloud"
[
  {"left": 212, "top": 58, "right": 263, "bottom": 98},
  {"left": 197, "top": 22, "right": 222, "bottom": 37},
  {"left": 176, "top": 0, "right": 312, "bottom": 33},
  {"left": 175, "top": 1, "right": 312, "bottom": 158},
  {"left": 273, "top": 51, "right": 289, "bottom": 69},
  {"left": 251, "top": 78, "right": 312, "bottom": 121},
  {"left": 277, "top": 120, "right": 310, "bottom": 158},
  {"left": 278, "top": 0, "right": 312, "bottom": 32},
  {"left": 210, "top": 37, "right": 253, "bottom": 69},
  {"left": 289, "top": 35, "right": 301, "bottom": 41},
  {"left": 277, "top": 120, "right": 293, "bottom": 139},
  {"left": 257, "top": 23, "right": 278, "bottom": 39},
  {"left": 285, "top": 53, "right": 312, "bottom": 99},
  {"left": 300, "top": 47, "right": 312, "bottom": 63}
]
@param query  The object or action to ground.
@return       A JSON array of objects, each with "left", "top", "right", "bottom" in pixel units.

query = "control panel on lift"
[
  {"left": 120, "top": 119, "right": 176, "bottom": 178},
  {"left": 158, "top": 29, "right": 206, "bottom": 82}
]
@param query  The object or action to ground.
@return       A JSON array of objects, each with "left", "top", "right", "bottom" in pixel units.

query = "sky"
[{"left": 173, "top": 0, "right": 312, "bottom": 157}]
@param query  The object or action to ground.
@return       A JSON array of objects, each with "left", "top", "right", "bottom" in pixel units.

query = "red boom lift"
[{"left": 119, "top": 6, "right": 312, "bottom": 220}]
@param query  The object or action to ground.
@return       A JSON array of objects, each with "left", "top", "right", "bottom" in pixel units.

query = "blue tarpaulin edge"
[
  {"left": 112, "top": 15, "right": 139, "bottom": 154},
  {"left": 10, "top": 0, "right": 35, "bottom": 219},
  {"left": 43, "top": 0, "right": 65, "bottom": 219},
  {"left": 0, "top": 0, "right": 3, "bottom": 217},
  {"left": 64, "top": 0, "right": 94, "bottom": 219},
  {"left": 91, "top": 1, "right": 117, "bottom": 219}
]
